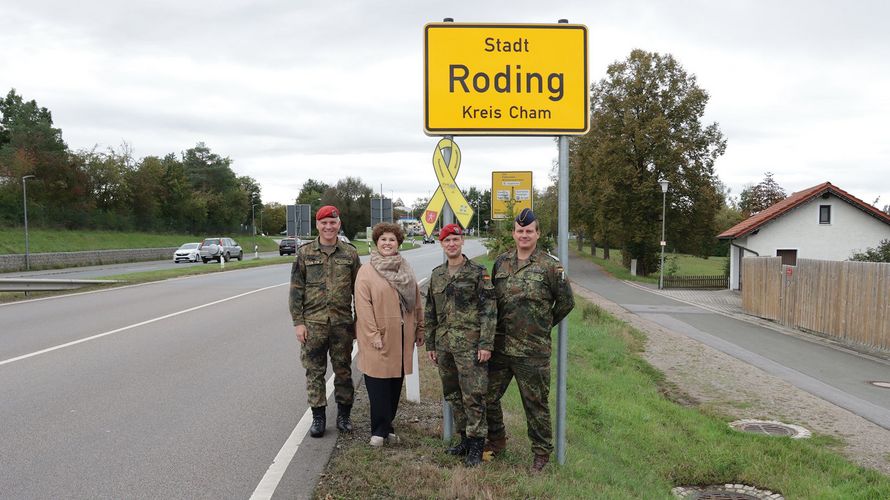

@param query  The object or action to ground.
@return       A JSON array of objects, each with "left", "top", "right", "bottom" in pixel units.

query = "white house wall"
[{"left": 729, "top": 194, "right": 890, "bottom": 290}]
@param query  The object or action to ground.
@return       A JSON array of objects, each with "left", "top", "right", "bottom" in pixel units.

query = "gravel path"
[{"left": 574, "top": 285, "right": 890, "bottom": 475}]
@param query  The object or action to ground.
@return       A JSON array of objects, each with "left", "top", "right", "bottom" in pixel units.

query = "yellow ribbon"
[{"left": 422, "top": 138, "right": 474, "bottom": 236}]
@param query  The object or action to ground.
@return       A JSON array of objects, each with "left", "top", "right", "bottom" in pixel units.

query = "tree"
[
  {"left": 849, "top": 239, "right": 890, "bottom": 263},
  {"left": 262, "top": 202, "right": 287, "bottom": 236},
  {"left": 570, "top": 50, "right": 726, "bottom": 274},
  {"left": 322, "top": 177, "right": 372, "bottom": 239},
  {"left": 239, "top": 175, "right": 262, "bottom": 232},
  {"left": 738, "top": 172, "right": 787, "bottom": 216},
  {"left": 181, "top": 143, "right": 245, "bottom": 232},
  {"left": 461, "top": 186, "right": 491, "bottom": 234},
  {"left": 0, "top": 89, "right": 87, "bottom": 227},
  {"left": 297, "top": 179, "right": 330, "bottom": 215}
]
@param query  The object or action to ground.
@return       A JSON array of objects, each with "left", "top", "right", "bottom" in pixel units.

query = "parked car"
[
  {"left": 199, "top": 237, "right": 243, "bottom": 263},
  {"left": 172, "top": 242, "right": 202, "bottom": 263},
  {"left": 422, "top": 234, "right": 436, "bottom": 244},
  {"left": 279, "top": 238, "right": 298, "bottom": 255}
]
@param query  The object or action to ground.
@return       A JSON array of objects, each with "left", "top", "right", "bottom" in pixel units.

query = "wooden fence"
[
  {"left": 663, "top": 275, "right": 728, "bottom": 289},
  {"left": 742, "top": 257, "right": 890, "bottom": 351}
]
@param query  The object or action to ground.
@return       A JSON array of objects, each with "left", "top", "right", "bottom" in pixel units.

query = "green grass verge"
[
  {"left": 100, "top": 256, "right": 295, "bottom": 282},
  {"left": 314, "top": 296, "right": 890, "bottom": 499},
  {"left": 573, "top": 244, "right": 726, "bottom": 284},
  {"left": 0, "top": 227, "right": 280, "bottom": 254}
]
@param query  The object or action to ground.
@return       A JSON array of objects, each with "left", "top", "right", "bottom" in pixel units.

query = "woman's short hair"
[{"left": 372, "top": 222, "right": 405, "bottom": 245}]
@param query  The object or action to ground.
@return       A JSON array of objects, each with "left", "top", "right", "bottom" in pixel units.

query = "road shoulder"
[{"left": 573, "top": 283, "right": 890, "bottom": 475}]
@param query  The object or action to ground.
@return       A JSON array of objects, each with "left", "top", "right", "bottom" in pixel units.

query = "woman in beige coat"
[{"left": 355, "top": 222, "right": 424, "bottom": 446}]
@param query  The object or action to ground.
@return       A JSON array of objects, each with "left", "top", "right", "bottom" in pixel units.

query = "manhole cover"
[
  {"left": 673, "top": 485, "right": 783, "bottom": 499},
  {"left": 694, "top": 492, "right": 759, "bottom": 500},
  {"left": 869, "top": 381, "right": 890, "bottom": 389},
  {"left": 729, "top": 419, "right": 811, "bottom": 439}
]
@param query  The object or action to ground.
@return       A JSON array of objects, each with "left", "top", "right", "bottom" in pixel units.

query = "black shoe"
[
  {"left": 464, "top": 437, "right": 485, "bottom": 467},
  {"left": 309, "top": 406, "right": 326, "bottom": 438},
  {"left": 446, "top": 433, "right": 470, "bottom": 456},
  {"left": 336, "top": 403, "right": 353, "bottom": 433}
]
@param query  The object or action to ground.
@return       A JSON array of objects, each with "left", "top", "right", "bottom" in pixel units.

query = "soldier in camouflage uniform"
[
  {"left": 485, "top": 208, "right": 574, "bottom": 474},
  {"left": 289, "top": 205, "right": 362, "bottom": 438},
  {"left": 424, "top": 223, "right": 496, "bottom": 467}
]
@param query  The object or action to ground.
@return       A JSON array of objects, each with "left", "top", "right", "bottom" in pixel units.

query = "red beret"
[
  {"left": 439, "top": 223, "right": 464, "bottom": 241},
  {"left": 316, "top": 205, "right": 339, "bottom": 220}
]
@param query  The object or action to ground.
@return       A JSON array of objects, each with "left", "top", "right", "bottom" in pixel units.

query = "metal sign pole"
[
  {"left": 556, "top": 135, "right": 569, "bottom": 465},
  {"left": 440, "top": 133, "right": 455, "bottom": 442}
]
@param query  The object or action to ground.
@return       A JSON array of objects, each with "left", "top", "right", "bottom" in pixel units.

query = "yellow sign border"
[{"left": 424, "top": 22, "right": 589, "bottom": 136}]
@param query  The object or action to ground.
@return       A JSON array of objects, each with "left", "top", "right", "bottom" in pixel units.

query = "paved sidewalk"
[
  {"left": 620, "top": 279, "right": 890, "bottom": 364},
  {"left": 628, "top": 283, "right": 744, "bottom": 316}
]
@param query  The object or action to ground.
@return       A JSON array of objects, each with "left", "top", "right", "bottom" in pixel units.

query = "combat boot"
[
  {"left": 336, "top": 403, "right": 353, "bottom": 432},
  {"left": 445, "top": 432, "right": 470, "bottom": 456},
  {"left": 483, "top": 436, "right": 507, "bottom": 456},
  {"left": 309, "top": 406, "right": 326, "bottom": 438},
  {"left": 530, "top": 454, "right": 549, "bottom": 474},
  {"left": 464, "top": 437, "right": 485, "bottom": 467}
]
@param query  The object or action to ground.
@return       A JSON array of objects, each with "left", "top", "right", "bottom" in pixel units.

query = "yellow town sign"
[{"left": 424, "top": 23, "right": 588, "bottom": 135}]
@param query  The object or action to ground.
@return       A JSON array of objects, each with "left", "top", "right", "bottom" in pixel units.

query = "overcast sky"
[{"left": 2, "top": 0, "right": 888, "bottom": 211}]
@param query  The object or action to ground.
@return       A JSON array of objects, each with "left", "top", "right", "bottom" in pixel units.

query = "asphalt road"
[
  {"left": 568, "top": 252, "right": 890, "bottom": 430},
  {"left": 0, "top": 240, "right": 485, "bottom": 499},
  {"left": 0, "top": 251, "right": 283, "bottom": 280}
]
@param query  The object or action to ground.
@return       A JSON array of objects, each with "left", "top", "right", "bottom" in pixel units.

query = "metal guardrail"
[{"left": 0, "top": 278, "right": 126, "bottom": 292}]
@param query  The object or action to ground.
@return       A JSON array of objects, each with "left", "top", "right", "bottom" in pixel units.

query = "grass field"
[
  {"left": 573, "top": 244, "right": 727, "bottom": 284},
  {"left": 313, "top": 295, "right": 890, "bottom": 499},
  {"left": 0, "top": 228, "right": 281, "bottom": 254}
]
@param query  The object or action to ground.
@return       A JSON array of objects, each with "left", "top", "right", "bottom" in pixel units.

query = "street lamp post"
[
  {"left": 659, "top": 179, "right": 669, "bottom": 289},
  {"left": 476, "top": 197, "right": 481, "bottom": 236},
  {"left": 251, "top": 203, "right": 258, "bottom": 258},
  {"left": 22, "top": 175, "right": 36, "bottom": 271}
]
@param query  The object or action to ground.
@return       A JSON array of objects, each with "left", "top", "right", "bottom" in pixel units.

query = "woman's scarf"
[{"left": 370, "top": 251, "right": 417, "bottom": 313}]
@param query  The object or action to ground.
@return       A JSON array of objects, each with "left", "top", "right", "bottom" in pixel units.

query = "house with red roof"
[{"left": 718, "top": 182, "right": 890, "bottom": 290}]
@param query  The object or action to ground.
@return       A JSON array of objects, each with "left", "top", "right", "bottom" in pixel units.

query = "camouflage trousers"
[
  {"left": 437, "top": 348, "right": 488, "bottom": 438},
  {"left": 300, "top": 321, "right": 354, "bottom": 408},
  {"left": 486, "top": 352, "right": 552, "bottom": 456}
]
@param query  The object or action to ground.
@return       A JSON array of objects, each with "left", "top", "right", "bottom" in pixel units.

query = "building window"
[
  {"left": 777, "top": 249, "right": 798, "bottom": 266},
  {"left": 819, "top": 205, "right": 831, "bottom": 224}
]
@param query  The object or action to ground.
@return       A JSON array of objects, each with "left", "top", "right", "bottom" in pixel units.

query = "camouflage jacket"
[
  {"left": 424, "top": 255, "right": 496, "bottom": 353},
  {"left": 492, "top": 247, "right": 574, "bottom": 357},
  {"left": 289, "top": 238, "right": 361, "bottom": 327}
]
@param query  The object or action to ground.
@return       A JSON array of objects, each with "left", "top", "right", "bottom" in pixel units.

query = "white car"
[{"left": 173, "top": 242, "right": 201, "bottom": 263}]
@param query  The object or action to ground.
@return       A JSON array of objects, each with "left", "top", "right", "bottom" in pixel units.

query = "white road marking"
[
  {"left": 0, "top": 282, "right": 288, "bottom": 367},
  {"left": 250, "top": 342, "right": 359, "bottom": 500}
]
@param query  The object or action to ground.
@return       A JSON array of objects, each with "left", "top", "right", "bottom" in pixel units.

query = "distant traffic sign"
[
  {"left": 424, "top": 23, "right": 588, "bottom": 136},
  {"left": 491, "top": 171, "right": 533, "bottom": 219}
]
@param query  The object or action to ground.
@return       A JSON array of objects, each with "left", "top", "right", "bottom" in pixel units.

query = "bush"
[{"left": 849, "top": 239, "right": 890, "bottom": 263}]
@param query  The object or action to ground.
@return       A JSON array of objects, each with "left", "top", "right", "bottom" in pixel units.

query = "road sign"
[
  {"left": 424, "top": 23, "right": 588, "bottom": 135},
  {"left": 491, "top": 171, "right": 533, "bottom": 219},
  {"left": 370, "top": 198, "right": 393, "bottom": 227},
  {"left": 286, "top": 204, "right": 312, "bottom": 237}
]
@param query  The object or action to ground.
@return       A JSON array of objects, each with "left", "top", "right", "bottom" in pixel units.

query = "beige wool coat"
[{"left": 354, "top": 261, "right": 425, "bottom": 378}]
